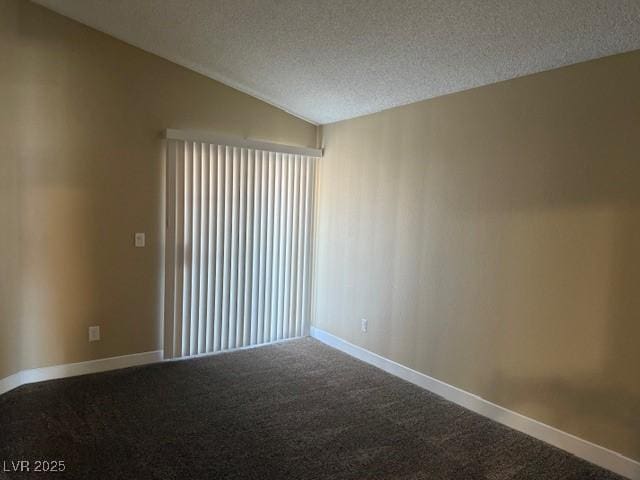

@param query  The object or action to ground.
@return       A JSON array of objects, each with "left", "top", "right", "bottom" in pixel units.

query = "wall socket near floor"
[
  {"left": 361, "top": 318, "right": 368, "bottom": 333},
  {"left": 88, "top": 326, "right": 100, "bottom": 342}
]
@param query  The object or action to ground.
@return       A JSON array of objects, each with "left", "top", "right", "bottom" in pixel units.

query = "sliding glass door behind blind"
[{"left": 164, "top": 137, "right": 318, "bottom": 358}]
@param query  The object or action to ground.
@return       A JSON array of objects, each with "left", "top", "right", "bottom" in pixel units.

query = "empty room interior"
[{"left": 1, "top": 0, "right": 639, "bottom": 478}]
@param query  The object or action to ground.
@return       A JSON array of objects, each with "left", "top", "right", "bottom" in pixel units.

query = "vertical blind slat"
[
  {"left": 236, "top": 148, "right": 247, "bottom": 348},
  {"left": 257, "top": 151, "right": 269, "bottom": 344},
  {"left": 301, "top": 159, "right": 314, "bottom": 336},
  {"left": 228, "top": 147, "right": 239, "bottom": 350},
  {"left": 205, "top": 144, "right": 216, "bottom": 353},
  {"left": 198, "top": 143, "right": 209, "bottom": 355},
  {"left": 182, "top": 142, "right": 193, "bottom": 356},
  {"left": 280, "top": 155, "right": 289, "bottom": 339},
  {"left": 213, "top": 145, "right": 224, "bottom": 352},
  {"left": 190, "top": 142, "right": 201, "bottom": 355},
  {"left": 163, "top": 141, "right": 177, "bottom": 357},
  {"left": 249, "top": 152, "right": 261, "bottom": 346},
  {"left": 265, "top": 153, "right": 275, "bottom": 344},
  {"left": 297, "top": 158, "right": 309, "bottom": 337},
  {"left": 221, "top": 147, "right": 232, "bottom": 350},
  {"left": 289, "top": 155, "right": 300, "bottom": 338},
  {"left": 284, "top": 155, "right": 292, "bottom": 339},
  {"left": 283, "top": 155, "right": 294, "bottom": 339},
  {"left": 276, "top": 155, "right": 287, "bottom": 340},
  {"left": 173, "top": 143, "right": 185, "bottom": 358},
  {"left": 242, "top": 150, "right": 254, "bottom": 347},
  {"left": 270, "top": 154, "right": 280, "bottom": 343},
  {"left": 165, "top": 140, "right": 317, "bottom": 358}
]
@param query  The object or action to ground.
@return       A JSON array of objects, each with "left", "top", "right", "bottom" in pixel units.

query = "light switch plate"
[
  {"left": 89, "top": 326, "right": 100, "bottom": 342},
  {"left": 135, "top": 232, "right": 145, "bottom": 247}
]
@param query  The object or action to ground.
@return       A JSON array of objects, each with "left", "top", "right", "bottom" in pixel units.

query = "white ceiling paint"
[{"left": 33, "top": 0, "right": 640, "bottom": 125}]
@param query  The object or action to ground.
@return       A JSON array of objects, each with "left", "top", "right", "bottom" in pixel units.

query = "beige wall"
[
  {"left": 315, "top": 50, "right": 640, "bottom": 460},
  {"left": 0, "top": 0, "right": 316, "bottom": 380}
]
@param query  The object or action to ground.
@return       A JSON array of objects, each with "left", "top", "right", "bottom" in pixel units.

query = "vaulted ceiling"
[{"left": 33, "top": 0, "right": 640, "bottom": 124}]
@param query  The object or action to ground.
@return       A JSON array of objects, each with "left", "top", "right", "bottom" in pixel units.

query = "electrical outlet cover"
[{"left": 89, "top": 326, "right": 100, "bottom": 342}]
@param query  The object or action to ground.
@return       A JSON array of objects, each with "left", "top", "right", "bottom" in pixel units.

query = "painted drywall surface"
[
  {"left": 315, "top": 50, "right": 640, "bottom": 460},
  {"left": 0, "top": 0, "right": 316, "bottom": 380}
]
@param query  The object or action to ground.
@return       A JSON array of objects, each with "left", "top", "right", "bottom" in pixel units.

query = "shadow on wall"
[
  {"left": 0, "top": 142, "right": 24, "bottom": 379},
  {"left": 493, "top": 375, "right": 640, "bottom": 454},
  {"left": 5, "top": 0, "right": 162, "bottom": 372},
  {"left": 490, "top": 209, "right": 640, "bottom": 457},
  {"left": 0, "top": 2, "right": 28, "bottom": 378},
  {"left": 410, "top": 66, "right": 640, "bottom": 459}
]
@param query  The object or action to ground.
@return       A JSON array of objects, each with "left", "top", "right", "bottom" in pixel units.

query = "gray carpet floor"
[{"left": 0, "top": 338, "right": 626, "bottom": 479}]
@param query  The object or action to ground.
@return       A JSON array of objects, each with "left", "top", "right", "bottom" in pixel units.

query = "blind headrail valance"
[{"left": 164, "top": 129, "right": 323, "bottom": 158}]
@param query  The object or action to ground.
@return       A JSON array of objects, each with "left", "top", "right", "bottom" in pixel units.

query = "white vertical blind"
[{"left": 164, "top": 137, "right": 318, "bottom": 358}]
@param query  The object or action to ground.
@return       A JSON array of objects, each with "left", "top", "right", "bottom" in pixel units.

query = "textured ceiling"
[{"left": 33, "top": 0, "right": 640, "bottom": 124}]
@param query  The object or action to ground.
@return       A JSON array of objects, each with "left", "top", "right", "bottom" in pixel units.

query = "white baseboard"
[
  {"left": 310, "top": 327, "right": 640, "bottom": 480},
  {"left": 164, "top": 336, "right": 304, "bottom": 362},
  {"left": 0, "top": 371, "right": 24, "bottom": 396},
  {"left": 0, "top": 350, "right": 163, "bottom": 396},
  {"left": 0, "top": 337, "right": 301, "bottom": 396}
]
